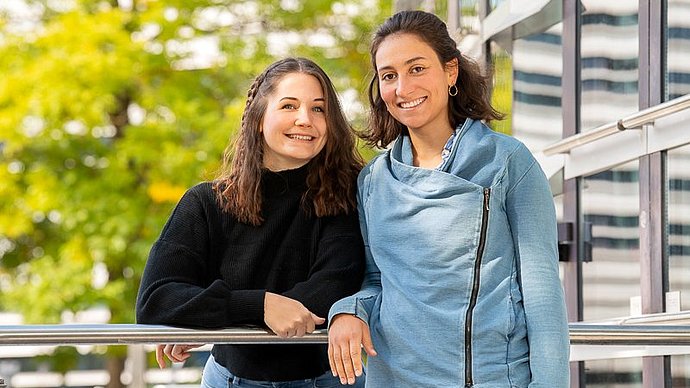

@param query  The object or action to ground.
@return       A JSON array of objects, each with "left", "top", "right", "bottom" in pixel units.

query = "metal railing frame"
[
  {"left": 2, "top": 314, "right": 690, "bottom": 383},
  {"left": 542, "top": 93, "right": 690, "bottom": 156},
  {"left": 0, "top": 324, "right": 325, "bottom": 346},
  {"left": 1, "top": 312, "right": 690, "bottom": 346}
]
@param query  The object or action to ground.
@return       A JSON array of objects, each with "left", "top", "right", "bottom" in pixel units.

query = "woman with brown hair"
[
  {"left": 327, "top": 10, "right": 569, "bottom": 387},
  {"left": 136, "top": 57, "right": 366, "bottom": 388}
]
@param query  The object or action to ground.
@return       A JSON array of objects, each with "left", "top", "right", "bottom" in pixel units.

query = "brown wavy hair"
[
  {"left": 214, "top": 57, "right": 364, "bottom": 226},
  {"left": 362, "top": 10, "right": 504, "bottom": 148}
]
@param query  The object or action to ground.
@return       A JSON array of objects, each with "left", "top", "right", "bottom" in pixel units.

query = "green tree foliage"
[
  {"left": 0, "top": 0, "right": 391, "bottom": 384},
  {"left": 490, "top": 50, "right": 512, "bottom": 135}
]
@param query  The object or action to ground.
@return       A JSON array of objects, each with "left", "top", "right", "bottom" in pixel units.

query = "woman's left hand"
[{"left": 155, "top": 344, "right": 203, "bottom": 368}]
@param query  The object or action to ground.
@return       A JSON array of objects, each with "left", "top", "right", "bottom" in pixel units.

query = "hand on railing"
[
  {"left": 156, "top": 344, "right": 203, "bottom": 368},
  {"left": 264, "top": 292, "right": 325, "bottom": 338}
]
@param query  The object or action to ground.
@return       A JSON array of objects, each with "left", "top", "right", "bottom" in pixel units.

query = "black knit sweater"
[{"left": 135, "top": 165, "right": 365, "bottom": 381}]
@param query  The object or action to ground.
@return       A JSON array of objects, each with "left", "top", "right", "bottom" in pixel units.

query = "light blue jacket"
[{"left": 329, "top": 119, "right": 569, "bottom": 387}]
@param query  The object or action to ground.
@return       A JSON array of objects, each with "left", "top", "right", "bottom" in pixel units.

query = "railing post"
[{"left": 126, "top": 345, "right": 146, "bottom": 388}]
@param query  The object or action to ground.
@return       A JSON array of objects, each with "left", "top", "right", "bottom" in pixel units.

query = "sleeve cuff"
[{"left": 328, "top": 295, "right": 371, "bottom": 328}]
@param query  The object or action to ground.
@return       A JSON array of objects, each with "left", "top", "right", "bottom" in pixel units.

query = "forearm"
[
  {"left": 136, "top": 239, "right": 265, "bottom": 328},
  {"left": 136, "top": 278, "right": 265, "bottom": 328},
  {"left": 328, "top": 253, "right": 381, "bottom": 325},
  {"left": 281, "top": 246, "right": 364, "bottom": 318},
  {"left": 282, "top": 214, "right": 366, "bottom": 318}
]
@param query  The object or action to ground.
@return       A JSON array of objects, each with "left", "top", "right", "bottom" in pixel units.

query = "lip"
[
  {"left": 285, "top": 134, "right": 315, "bottom": 141},
  {"left": 397, "top": 96, "right": 427, "bottom": 109}
]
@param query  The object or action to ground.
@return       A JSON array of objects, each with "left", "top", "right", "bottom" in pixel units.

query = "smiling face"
[
  {"left": 375, "top": 33, "right": 458, "bottom": 135},
  {"left": 261, "top": 72, "right": 328, "bottom": 171}
]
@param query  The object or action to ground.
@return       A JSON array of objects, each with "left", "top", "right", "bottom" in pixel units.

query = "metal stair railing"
[{"left": 542, "top": 93, "right": 690, "bottom": 156}]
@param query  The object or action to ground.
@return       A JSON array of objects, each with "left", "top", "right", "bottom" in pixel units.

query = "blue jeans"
[{"left": 201, "top": 354, "right": 365, "bottom": 388}]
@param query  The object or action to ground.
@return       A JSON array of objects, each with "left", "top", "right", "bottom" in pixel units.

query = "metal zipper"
[{"left": 464, "top": 187, "right": 491, "bottom": 388}]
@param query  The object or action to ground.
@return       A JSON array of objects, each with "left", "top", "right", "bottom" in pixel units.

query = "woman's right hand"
[
  {"left": 328, "top": 313, "right": 377, "bottom": 385},
  {"left": 264, "top": 292, "right": 325, "bottom": 338},
  {"left": 155, "top": 344, "right": 203, "bottom": 369}
]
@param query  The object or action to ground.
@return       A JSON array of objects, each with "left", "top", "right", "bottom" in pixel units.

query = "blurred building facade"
[{"left": 410, "top": 0, "right": 690, "bottom": 387}]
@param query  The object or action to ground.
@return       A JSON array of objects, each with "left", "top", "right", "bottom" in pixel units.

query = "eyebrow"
[
  {"left": 377, "top": 56, "right": 427, "bottom": 72},
  {"left": 279, "top": 97, "right": 325, "bottom": 102}
]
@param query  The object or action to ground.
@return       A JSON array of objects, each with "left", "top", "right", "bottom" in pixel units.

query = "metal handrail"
[
  {"left": 0, "top": 324, "right": 327, "bottom": 345},
  {"left": 542, "top": 93, "right": 690, "bottom": 156},
  {"left": 620, "top": 93, "right": 690, "bottom": 129},
  {"left": 569, "top": 324, "right": 690, "bottom": 345},
  {"left": 2, "top": 323, "right": 690, "bottom": 347},
  {"left": 541, "top": 121, "right": 621, "bottom": 156}
]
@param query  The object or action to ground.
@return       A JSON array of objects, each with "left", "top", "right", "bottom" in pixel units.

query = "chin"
[
  {"left": 394, "top": 114, "right": 425, "bottom": 128},
  {"left": 401, "top": 121, "right": 425, "bottom": 132}
]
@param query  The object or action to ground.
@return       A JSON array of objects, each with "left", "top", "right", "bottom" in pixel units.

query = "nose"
[
  {"left": 396, "top": 74, "right": 413, "bottom": 98},
  {"left": 294, "top": 107, "right": 312, "bottom": 127}
]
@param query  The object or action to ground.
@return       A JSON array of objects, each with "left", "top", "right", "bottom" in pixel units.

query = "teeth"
[
  {"left": 288, "top": 134, "right": 313, "bottom": 141},
  {"left": 400, "top": 97, "right": 425, "bottom": 108}
]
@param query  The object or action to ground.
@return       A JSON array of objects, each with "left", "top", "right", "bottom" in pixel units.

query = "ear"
[{"left": 445, "top": 58, "right": 459, "bottom": 85}]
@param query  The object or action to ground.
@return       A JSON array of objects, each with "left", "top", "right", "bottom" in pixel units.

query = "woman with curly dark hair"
[{"left": 137, "top": 57, "right": 366, "bottom": 388}]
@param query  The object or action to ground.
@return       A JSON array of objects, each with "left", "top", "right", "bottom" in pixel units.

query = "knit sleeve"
[
  {"left": 135, "top": 183, "right": 264, "bottom": 329},
  {"left": 281, "top": 211, "right": 365, "bottom": 322}
]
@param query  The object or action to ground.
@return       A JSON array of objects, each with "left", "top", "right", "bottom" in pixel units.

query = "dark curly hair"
[{"left": 214, "top": 57, "right": 364, "bottom": 225}]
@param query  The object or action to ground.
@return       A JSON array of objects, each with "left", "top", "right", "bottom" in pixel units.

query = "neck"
[{"left": 408, "top": 125, "right": 454, "bottom": 168}]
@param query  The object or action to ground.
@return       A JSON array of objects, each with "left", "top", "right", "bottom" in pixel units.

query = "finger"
[
  {"left": 306, "top": 320, "right": 315, "bottom": 335},
  {"left": 171, "top": 345, "right": 187, "bottom": 362},
  {"left": 312, "top": 313, "right": 326, "bottom": 325},
  {"left": 175, "top": 346, "right": 192, "bottom": 362},
  {"left": 327, "top": 343, "right": 338, "bottom": 377},
  {"left": 305, "top": 316, "right": 316, "bottom": 335},
  {"left": 340, "top": 340, "right": 357, "bottom": 385},
  {"left": 361, "top": 326, "right": 377, "bottom": 357},
  {"left": 331, "top": 343, "right": 348, "bottom": 384},
  {"left": 163, "top": 344, "right": 175, "bottom": 361},
  {"left": 182, "top": 344, "right": 200, "bottom": 358},
  {"left": 155, "top": 345, "right": 167, "bottom": 369},
  {"left": 295, "top": 325, "right": 306, "bottom": 338},
  {"left": 349, "top": 338, "right": 363, "bottom": 377},
  {"left": 166, "top": 344, "right": 185, "bottom": 363},
  {"left": 169, "top": 345, "right": 180, "bottom": 362}
]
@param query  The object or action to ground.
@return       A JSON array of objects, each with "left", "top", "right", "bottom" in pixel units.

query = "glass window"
[
  {"left": 665, "top": 4, "right": 690, "bottom": 384},
  {"left": 511, "top": 23, "right": 563, "bottom": 150},
  {"left": 489, "top": 0, "right": 507, "bottom": 11},
  {"left": 582, "top": 161, "right": 640, "bottom": 321},
  {"left": 580, "top": 0, "right": 639, "bottom": 130},
  {"left": 585, "top": 358, "right": 642, "bottom": 387},
  {"left": 672, "top": 354, "right": 690, "bottom": 388},
  {"left": 666, "top": 0, "right": 690, "bottom": 100},
  {"left": 668, "top": 145, "right": 690, "bottom": 311}
]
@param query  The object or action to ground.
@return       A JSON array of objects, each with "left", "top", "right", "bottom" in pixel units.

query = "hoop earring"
[{"left": 448, "top": 84, "right": 458, "bottom": 96}]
